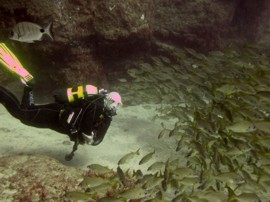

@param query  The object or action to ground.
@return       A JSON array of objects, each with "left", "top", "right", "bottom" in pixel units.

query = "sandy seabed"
[{"left": 0, "top": 102, "right": 178, "bottom": 172}]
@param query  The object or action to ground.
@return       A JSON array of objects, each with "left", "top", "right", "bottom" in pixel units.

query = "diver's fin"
[{"left": 0, "top": 43, "right": 34, "bottom": 84}]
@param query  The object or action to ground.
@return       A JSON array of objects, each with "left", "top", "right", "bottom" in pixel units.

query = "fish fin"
[
  {"left": 44, "top": 21, "right": 54, "bottom": 40},
  {"left": 136, "top": 148, "right": 140, "bottom": 155}
]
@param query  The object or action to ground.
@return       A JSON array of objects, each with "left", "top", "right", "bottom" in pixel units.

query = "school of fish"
[{"left": 65, "top": 44, "right": 270, "bottom": 201}]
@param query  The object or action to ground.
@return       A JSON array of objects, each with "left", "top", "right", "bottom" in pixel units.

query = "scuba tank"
[{"left": 54, "top": 85, "right": 99, "bottom": 104}]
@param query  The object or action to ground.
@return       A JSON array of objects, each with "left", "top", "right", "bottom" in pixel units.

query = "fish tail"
[
  {"left": 136, "top": 148, "right": 140, "bottom": 155},
  {"left": 44, "top": 22, "right": 54, "bottom": 40}
]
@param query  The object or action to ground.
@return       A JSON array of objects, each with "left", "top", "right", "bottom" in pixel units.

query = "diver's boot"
[
  {"left": 0, "top": 43, "right": 34, "bottom": 85},
  {"left": 21, "top": 85, "right": 35, "bottom": 108},
  {"left": 28, "top": 90, "right": 35, "bottom": 106}
]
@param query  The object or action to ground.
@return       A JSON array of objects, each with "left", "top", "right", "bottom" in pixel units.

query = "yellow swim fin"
[{"left": 0, "top": 43, "right": 34, "bottom": 84}]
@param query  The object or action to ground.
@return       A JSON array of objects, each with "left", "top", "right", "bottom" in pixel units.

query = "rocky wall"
[{"left": 0, "top": 0, "right": 269, "bottom": 88}]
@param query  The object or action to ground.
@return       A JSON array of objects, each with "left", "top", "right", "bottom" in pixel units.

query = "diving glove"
[
  {"left": 82, "top": 131, "right": 96, "bottom": 145},
  {"left": 0, "top": 43, "right": 34, "bottom": 85}
]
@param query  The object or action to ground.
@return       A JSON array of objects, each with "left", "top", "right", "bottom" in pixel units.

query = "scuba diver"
[{"left": 0, "top": 43, "right": 122, "bottom": 160}]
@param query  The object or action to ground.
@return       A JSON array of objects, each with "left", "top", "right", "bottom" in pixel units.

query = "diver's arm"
[
  {"left": 81, "top": 115, "right": 112, "bottom": 146},
  {"left": 92, "top": 116, "right": 112, "bottom": 145}
]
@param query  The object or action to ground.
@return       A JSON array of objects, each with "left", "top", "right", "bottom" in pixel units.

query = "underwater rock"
[
  {"left": 0, "top": 154, "right": 83, "bottom": 201},
  {"left": 0, "top": 0, "right": 269, "bottom": 88}
]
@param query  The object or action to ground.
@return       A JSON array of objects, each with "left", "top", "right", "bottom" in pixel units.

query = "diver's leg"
[
  {"left": 19, "top": 85, "right": 66, "bottom": 132},
  {"left": 0, "top": 86, "right": 60, "bottom": 129},
  {"left": 0, "top": 86, "right": 66, "bottom": 134},
  {"left": 21, "top": 104, "right": 66, "bottom": 134},
  {"left": 0, "top": 86, "right": 24, "bottom": 119}
]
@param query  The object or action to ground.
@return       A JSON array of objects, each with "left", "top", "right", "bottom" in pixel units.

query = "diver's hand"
[{"left": 82, "top": 131, "right": 96, "bottom": 145}]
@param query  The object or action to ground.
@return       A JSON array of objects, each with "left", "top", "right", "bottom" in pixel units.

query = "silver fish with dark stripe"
[{"left": 9, "top": 21, "right": 53, "bottom": 43}]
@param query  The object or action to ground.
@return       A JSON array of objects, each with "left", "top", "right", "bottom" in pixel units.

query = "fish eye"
[
  {"left": 10, "top": 31, "right": 14, "bottom": 37},
  {"left": 40, "top": 29, "right": 45, "bottom": 33}
]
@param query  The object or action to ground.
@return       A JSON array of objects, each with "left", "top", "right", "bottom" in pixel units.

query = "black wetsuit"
[{"left": 0, "top": 86, "right": 112, "bottom": 145}]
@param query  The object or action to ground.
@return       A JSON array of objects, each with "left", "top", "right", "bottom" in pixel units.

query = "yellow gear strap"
[
  {"left": 67, "top": 85, "right": 84, "bottom": 102},
  {"left": 0, "top": 43, "right": 34, "bottom": 83}
]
